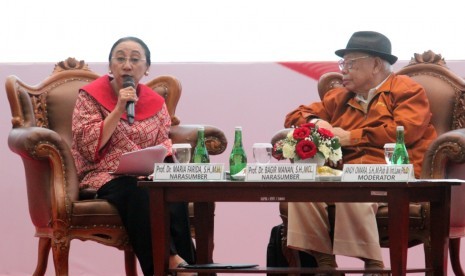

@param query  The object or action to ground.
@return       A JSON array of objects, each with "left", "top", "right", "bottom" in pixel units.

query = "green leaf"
[{"left": 331, "top": 138, "right": 341, "bottom": 149}]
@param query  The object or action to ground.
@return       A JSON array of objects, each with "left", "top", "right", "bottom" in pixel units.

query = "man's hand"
[
  {"left": 315, "top": 120, "right": 333, "bottom": 130},
  {"left": 332, "top": 127, "right": 351, "bottom": 146},
  {"left": 313, "top": 120, "right": 350, "bottom": 147}
]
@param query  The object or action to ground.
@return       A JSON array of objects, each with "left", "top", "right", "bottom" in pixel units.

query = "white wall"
[{"left": 2, "top": 1, "right": 465, "bottom": 63}]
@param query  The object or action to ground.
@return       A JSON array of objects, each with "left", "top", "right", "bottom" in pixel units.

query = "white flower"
[
  {"left": 318, "top": 144, "right": 331, "bottom": 159},
  {"left": 286, "top": 130, "right": 295, "bottom": 139},
  {"left": 329, "top": 148, "right": 343, "bottom": 163},
  {"left": 282, "top": 143, "right": 296, "bottom": 159}
]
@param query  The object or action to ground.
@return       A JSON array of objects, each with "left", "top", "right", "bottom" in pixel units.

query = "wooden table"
[{"left": 138, "top": 179, "right": 461, "bottom": 275}]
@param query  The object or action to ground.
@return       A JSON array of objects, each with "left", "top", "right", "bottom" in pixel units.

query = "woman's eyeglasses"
[{"left": 111, "top": 57, "right": 146, "bottom": 66}]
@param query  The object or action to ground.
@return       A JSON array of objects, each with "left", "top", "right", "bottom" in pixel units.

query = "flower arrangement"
[{"left": 272, "top": 123, "right": 342, "bottom": 163}]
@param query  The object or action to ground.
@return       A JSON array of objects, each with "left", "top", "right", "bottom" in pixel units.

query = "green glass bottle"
[
  {"left": 192, "top": 126, "right": 210, "bottom": 163},
  {"left": 391, "top": 125, "right": 410, "bottom": 164},
  {"left": 229, "top": 126, "right": 247, "bottom": 180}
]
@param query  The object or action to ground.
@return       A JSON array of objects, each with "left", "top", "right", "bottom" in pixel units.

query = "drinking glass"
[
  {"left": 253, "top": 143, "right": 272, "bottom": 165},
  {"left": 384, "top": 143, "right": 395, "bottom": 165},
  {"left": 172, "top": 143, "right": 192, "bottom": 163}
]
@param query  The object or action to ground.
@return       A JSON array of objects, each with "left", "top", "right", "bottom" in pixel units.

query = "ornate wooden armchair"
[
  {"left": 272, "top": 51, "right": 465, "bottom": 275},
  {"left": 5, "top": 58, "right": 228, "bottom": 276}
]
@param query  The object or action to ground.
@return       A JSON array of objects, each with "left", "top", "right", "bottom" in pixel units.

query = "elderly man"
[{"left": 284, "top": 31, "right": 437, "bottom": 273}]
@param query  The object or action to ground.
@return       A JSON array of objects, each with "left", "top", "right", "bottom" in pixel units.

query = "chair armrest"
[
  {"left": 169, "top": 124, "right": 228, "bottom": 155},
  {"left": 421, "top": 128, "right": 465, "bottom": 179},
  {"left": 8, "top": 127, "right": 80, "bottom": 226},
  {"left": 422, "top": 129, "right": 465, "bottom": 232},
  {"left": 9, "top": 126, "right": 67, "bottom": 158}
]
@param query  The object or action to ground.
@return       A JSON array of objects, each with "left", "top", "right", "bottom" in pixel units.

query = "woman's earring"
[
  {"left": 145, "top": 71, "right": 149, "bottom": 76},
  {"left": 108, "top": 70, "right": 113, "bottom": 75}
]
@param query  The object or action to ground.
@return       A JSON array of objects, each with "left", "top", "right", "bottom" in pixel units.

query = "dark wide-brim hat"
[{"left": 335, "top": 31, "right": 398, "bottom": 65}]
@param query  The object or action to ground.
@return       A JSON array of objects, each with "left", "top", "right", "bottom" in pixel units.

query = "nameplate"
[
  {"left": 246, "top": 163, "right": 317, "bottom": 181},
  {"left": 341, "top": 164, "right": 415, "bottom": 182},
  {"left": 153, "top": 163, "right": 224, "bottom": 180}
]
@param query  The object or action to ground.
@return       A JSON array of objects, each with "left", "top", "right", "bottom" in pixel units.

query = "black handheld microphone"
[{"left": 122, "top": 75, "right": 135, "bottom": 125}]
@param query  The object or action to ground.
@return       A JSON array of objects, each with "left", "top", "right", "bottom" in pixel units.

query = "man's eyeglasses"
[
  {"left": 111, "top": 57, "right": 146, "bottom": 66},
  {"left": 338, "top": 56, "right": 370, "bottom": 70}
]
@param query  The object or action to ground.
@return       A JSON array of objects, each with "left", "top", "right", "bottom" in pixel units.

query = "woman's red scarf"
[{"left": 81, "top": 75, "right": 165, "bottom": 122}]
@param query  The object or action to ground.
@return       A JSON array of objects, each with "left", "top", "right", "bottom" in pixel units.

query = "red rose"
[
  {"left": 293, "top": 127, "right": 311, "bottom": 140},
  {"left": 295, "top": 140, "right": 317, "bottom": 159},
  {"left": 317, "top": 128, "right": 334, "bottom": 139},
  {"left": 300, "top": 123, "right": 316, "bottom": 129}
]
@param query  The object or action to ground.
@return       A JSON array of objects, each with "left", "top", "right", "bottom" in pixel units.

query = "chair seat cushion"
[
  {"left": 376, "top": 203, "right": 426, "bottom": 229},
  {"left": 71, "top": 199, "right": 123, "bottom": 227}
]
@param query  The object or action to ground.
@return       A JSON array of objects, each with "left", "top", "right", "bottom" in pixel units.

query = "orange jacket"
[{"left": 285, "top": 74, "right": 437, "bottom": 177}]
